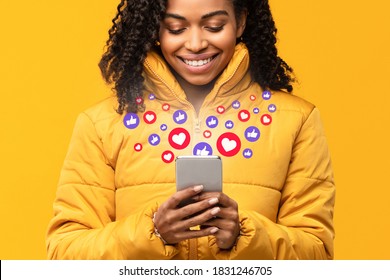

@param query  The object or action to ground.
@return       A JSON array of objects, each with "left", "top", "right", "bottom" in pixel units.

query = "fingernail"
[
  {"left": 193, "top": 185, "right": 204, "bottom": 192},
  {"left": 208, "top": 197, "right": 219, "bottom": 205},
  {"left": 210, "top": 207, "right": 220, "bottom": 216},
  {"left": 210, "top": 227, "right": 219, "bottom": 234}
]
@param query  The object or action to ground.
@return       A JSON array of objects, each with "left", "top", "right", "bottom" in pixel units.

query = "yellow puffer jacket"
[{"left": 46, "top": 43, "right": 335, "bottom": 259}]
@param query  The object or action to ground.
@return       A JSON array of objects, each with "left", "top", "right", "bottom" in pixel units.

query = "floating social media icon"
[
  {"left": 149, "top": 93, "right": 156, "bottom": 100},
  {"left": 245, "top": 126, "right": 260, "bottom": 142},
  {"left": 262, "top": 90, "right": 271, "bottom": 100},
  {"left": 250, "top": 95, "right": 256, "bottom": 101},
  {"left": 206, "top": 116, "right": 218, "bottom": 128},
  {"left": 161, "top": 150, "right": 174, "bottom": 164},
  {"left": 160, "top": 124, "right": 168, "bottom": 131},
  {"left": 135, "top": 96, "right": 143, "bottom": 104},
  {"left": 238, "top": 110, "right": 250, "bottom": 122},
  {"left": 232, "top": 100, "right": 241, "bottom": 109},
  {"left": 203, "top": 130, "right": 212, "bottom": 138},
  {"left": 243, "top": 148, "right": 253, "bottom": 159},
  {"left": 148, "top": 134, "right": 161, "bottom": 146},
  {"left": 169, "top": 127, "right": 191, "bottom": 150},
  {"left": 193, "top": 142, "right": 213, "bottom": 156},
  {"left": 268, "top": 104, "right": 277, "bottom": 113},
  {"left": 123, "top": 113, "right": 140, "bottom": 129},
  {"left": 217, "top": 106, "right": 225, "bottom": 114},
  {"left": 143, "top": 111, "right": 157, "bottom": 124},
  {"left": 173, "top": 110, "right": 187, "bottom": 124},
  {"left": 261, "top": 114, "right": 272, "bottom": 126},
  {"left": 162, "top": 103, "right": 170, "bottom": 111},
  {"left": 253, "top": 107, "right": 260, "bottom": 114},
  {"left": 217, "top": 132, "right": 241, "bottom": 157},
  {"left": 225, "top": 120, "right": 234, "bottom": 129},
  {"left": 134, "top": 143, "right": 143, "bottom": 152}
]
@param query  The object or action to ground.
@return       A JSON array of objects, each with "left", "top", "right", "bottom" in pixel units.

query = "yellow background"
[{"left": 0, "top": 0, "right": 389, "bottom": 259}]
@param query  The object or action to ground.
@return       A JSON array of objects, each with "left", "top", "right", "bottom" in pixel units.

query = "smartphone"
[{"left": 176, "top": 155, "right": 222, "bottom": 206}]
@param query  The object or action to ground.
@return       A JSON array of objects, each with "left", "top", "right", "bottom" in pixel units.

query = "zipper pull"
[{"left": 194, "top": 119, "right": 201, "bottom": 133}]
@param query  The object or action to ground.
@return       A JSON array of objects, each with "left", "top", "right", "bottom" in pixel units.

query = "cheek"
[{"left": 210, "top": 29, "right": 237, "bottom": 47}]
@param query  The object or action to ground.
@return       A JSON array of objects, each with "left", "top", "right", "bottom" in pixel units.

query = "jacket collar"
[{"left": 143, "top": 43, "right": 251, "bottom": 102}]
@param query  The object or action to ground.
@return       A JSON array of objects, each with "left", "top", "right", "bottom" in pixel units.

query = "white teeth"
[{"left": 184, "top": 57, "right": 212, "bottom": 67}]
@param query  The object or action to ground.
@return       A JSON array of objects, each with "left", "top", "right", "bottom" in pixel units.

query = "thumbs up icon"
[
  {"left": 124, "top": 113, "right": 139, "bottom": 129},
  {"left": 247, "top": 129, "right": 258, "bottom": 139}
]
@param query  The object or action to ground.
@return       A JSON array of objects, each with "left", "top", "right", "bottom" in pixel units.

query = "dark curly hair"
[{"left": 99, "top": 0, "right": 294, "bottom": 114}]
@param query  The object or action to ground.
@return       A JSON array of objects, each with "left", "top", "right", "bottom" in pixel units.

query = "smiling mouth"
[{"left": 181, "top": 55, "right": 217, "bottom": 67}]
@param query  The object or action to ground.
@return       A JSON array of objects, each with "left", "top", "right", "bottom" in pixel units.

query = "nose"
[{"left": 184, "top": 29, "right": 208, "bottom": 52}]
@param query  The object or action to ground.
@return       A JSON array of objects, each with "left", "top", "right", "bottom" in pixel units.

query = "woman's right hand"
[{"left": 153, "top": 185, "right": 220, "bottom": 245}]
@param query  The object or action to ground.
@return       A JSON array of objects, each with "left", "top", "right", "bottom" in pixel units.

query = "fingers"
[
  {"left": 165, "top": 185, "right": 205, "bottom": 209},
  {"left": 154, "top": 187, "right": 222, "bottom": 244},
  {"left": 197, "top": 192, "right": 241, "bottom": 249},
  {"left": 170, "top": 226, "right": 220, "bottom": 242}
]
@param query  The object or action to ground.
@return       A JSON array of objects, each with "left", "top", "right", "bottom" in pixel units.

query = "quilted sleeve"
[
  {"left": 46, "top": 113, "right": 179, "bottom": 259},
  {"left": 209, "top": 107, "right": 335, "bottom": 259}
]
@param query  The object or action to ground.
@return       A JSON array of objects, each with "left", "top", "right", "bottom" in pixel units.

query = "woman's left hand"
[{"left": 199, "top": 192, "right": 240, "bottom": 249}]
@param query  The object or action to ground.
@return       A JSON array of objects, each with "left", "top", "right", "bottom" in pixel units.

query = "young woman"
[{"left": 47, "top": 0, "right": 335, "bottom": 259}]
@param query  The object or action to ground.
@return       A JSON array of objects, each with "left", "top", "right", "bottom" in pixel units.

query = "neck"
[{"left": 174, "top": 72, "right": 217, "bottom": 114}]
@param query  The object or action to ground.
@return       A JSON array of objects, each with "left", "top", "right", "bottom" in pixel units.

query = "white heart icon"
[
  {"left": 263, "top": 116, "right": 270, "bottom": 123},
  {"left": 163, "top": 153, "right": 172, "bottom": 161},
  {"left": 222, "top": 138, "right": 237, "bottom": 152},
  {"left": 145, "top": 114, "right": 155, "bottom": 122},
  {"left": 218, "top": 107, "right": 224, "bottom": 113},
  {"left": 172, "top": 133, "right": 186, "bottom": 145},
  {"left": 240, "top": 112, "right": 248, "bottom": 120},
  {"left": 163, "top": 105, "right": 169, "bottom": 110},
  {"left": 204, "top": 131, "right": 211, "bottom": 137},
  {"left": 135, "top": 144, "right": 141, "bottom": 151}
]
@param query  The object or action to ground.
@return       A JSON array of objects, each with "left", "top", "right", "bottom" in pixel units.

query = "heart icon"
[
  {"left": 261, "top": 114, "right": 272, "bottom": 126},
  {"left": 146, "top": 114, "right": 154, "bottom": 122},
  {"left": 169, "top": 128, "right": 190, "bottom": 150},
  {"left": 162, "top": 104, "right": 170, "bottom": 111},
  {"left": 204, "top": 131, "right": 211, "bottom": 138},
  {"left": 240, "top": 112, "right": 248, "bottom": 120},
  {"left": 217, "top": 106, "right": 225, "bottom": 114},
  {"left": 134, "top": 143, "right": 142, "bottom": 152},
  {"left": 163, "top": 153, "right": 172, "bottom": 161},
  {"left": 221, "top": 138, "right": 237, "bottom": 152},
  {"left": 217, "top": 132, "right": 241, "bottom": 157},
  {"left": 172, "top": 133, "right": 186, "bottom": 145},
  {"left": 161, "top": 150, "right": 174, "bottom": 163}
]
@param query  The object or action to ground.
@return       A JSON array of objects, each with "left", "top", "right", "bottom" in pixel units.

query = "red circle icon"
[
  {"left": 216, "top": 106, "right": 225, "bottom": 114},
  {"left": 134, "top": 143, "right": 143, "bottom": 152},
  {"left": 238, "top": 110, "right": 250, "bottom": 122},
  {"left": 216, "top": 132, "right": 241, "bottom": 157},
  {"left": 162, "top": 103, "right": 170, "bottom": 111},
  {"left": 135, "top": 97, "right": 143, "bottom": 105},
  {"left": 161, "top": 150, "right": 174, "bottom": 163},
  {"left": 143, "top": 111, "right": 157, "bottom": 124},
  {"left": 261, "top": 114, "right": 272, "bottom": 126},
  {"left": 203, "top": 130, "right": 212, "bottom": 138},
  {"left": 168, "top": 127, "right": 191, "bottom": 150}
]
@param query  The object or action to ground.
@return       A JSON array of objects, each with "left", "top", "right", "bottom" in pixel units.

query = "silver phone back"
[{"left": 176, "top": 156, "right": 222, "bottom": 192}]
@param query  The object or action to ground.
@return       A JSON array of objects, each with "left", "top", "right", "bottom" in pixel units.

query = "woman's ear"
[{"left": 236, "top": 9, "right": 248, "bottom": 38}]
